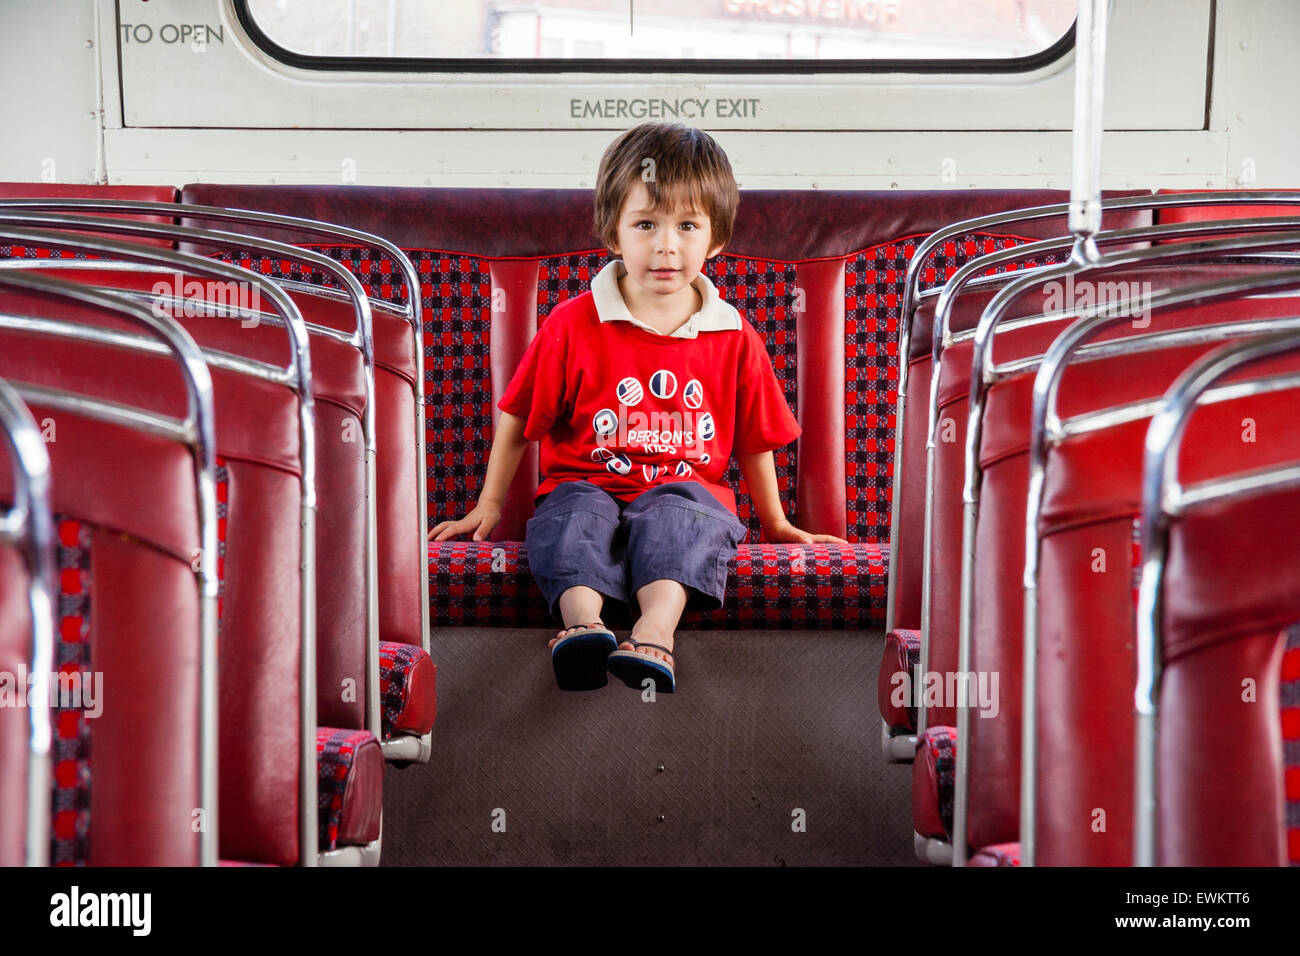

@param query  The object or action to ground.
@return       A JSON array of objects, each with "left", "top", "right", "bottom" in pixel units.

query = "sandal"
[
  {"left": 606, "top": 639, "right": 676, "bottom": 694},
  {"left": 551, "top": 622, "right": 618, "bottom": 691}
]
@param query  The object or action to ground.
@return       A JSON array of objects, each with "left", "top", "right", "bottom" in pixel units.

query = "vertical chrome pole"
[
  {"left": 1022, "top": 0, "right": 1110, "bottom": 868},
  {"left": 1069, "top": 0, "right": 1109, "bottom": 262}
]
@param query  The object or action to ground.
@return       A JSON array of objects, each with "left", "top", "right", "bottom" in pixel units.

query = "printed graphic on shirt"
[
  {"left": 592, "top": 408, "right": 618, "bottom": 437},
  {"left": 648, "top": 369, "right": 678, "bottom": 400},
  {"left": 697, "top": 412, "right": 715, "bottom": 442},
  {"left": 590, "top": 369, "right": 719, "bottom": 486},
  {"left": 616, "top": 376, "right": 643, "bottom": 406}
]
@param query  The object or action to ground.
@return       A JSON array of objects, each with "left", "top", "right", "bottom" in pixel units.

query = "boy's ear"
[{"left": 707, "top": 241, "right": 726, "bottom": 259}]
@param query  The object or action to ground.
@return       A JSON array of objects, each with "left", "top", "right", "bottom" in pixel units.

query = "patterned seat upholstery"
[
  {"left": 378, "top": 640, "right": 437, "bottom": 740},
  {"left": 315, "top": 727, "right": 383, "bottom": 852},
  {"left": 912, "top": 725, "right": 957, "bottom": 842},
  {"left": 878, "top": 628, "right": 921, "bottom": 732}
]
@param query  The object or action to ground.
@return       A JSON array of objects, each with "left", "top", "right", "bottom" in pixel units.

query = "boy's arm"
[
  {"left": 736, "top": 449, "right": 848, "bottom": 544},
  {"left": 428, "top": 410, "right": 530, "bottom": 541}
]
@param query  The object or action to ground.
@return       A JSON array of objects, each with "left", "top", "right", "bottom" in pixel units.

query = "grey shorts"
[{"left": 524, "top": 480, "right": 748, "bottom": 622}]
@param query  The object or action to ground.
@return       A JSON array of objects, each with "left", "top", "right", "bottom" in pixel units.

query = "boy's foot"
[
  {"left": 549, "top": 622, "right": 618, "bottom": 692},
  {"left": 548, "top": 621, "right": 607, "bottom": 650},
  {"left": 618, "top": 625, "right": 674, "bottom": 665},
  {"left": 607, "top": 626, "right": 676, "bottom": 693}
]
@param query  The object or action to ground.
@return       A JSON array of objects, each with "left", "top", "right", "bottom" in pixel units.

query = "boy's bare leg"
[
  {"left": 547, "top": 585, "right": 607, "bottom": 650},
  {"left": 622, "top": 578, "right": 688, "bottom": 664}
]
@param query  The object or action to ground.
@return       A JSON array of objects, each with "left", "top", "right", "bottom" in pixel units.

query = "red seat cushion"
[
  {"left": 316, "top": 727, "right": 383, "bottom": 851},
  {"left": 378, "top": 641, "right": 436, "bottom": 739},
  {"left": 878, "top": 628, "right": 921, "bottom": 731},
  {"left": 912, "top": 725, "right": 957, "bottom": 841},
  {"left": 428, "top": 540, "right": 888, "bottom": 629}
]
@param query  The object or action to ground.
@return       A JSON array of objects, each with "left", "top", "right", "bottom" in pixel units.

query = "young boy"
[{"left": 428, "top": 122, "right": 845, "bottom": 692}]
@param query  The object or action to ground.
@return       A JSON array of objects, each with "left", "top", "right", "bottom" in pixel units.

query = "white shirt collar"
[{"left": 590, "top": 259, "right": 742, "bottom": 339}]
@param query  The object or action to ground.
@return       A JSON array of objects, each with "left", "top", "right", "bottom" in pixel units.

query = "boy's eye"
[
  {"left": 679, "top": 222, "right": 699, "bottom": 231},
  {"left": 635, "top": 220, "right": 655, "bottom": 229}
]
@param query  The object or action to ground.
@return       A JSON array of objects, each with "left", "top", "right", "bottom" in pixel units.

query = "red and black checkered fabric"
[
  {"left": 428, "top": 540, "right": 886, "bottom": 629},
  {"left": 215, "top": 456, "right": 228, "bottom": 622},
  {"left": 0, "top": 245, "right": 97, "bottom": 262},
  {"left": 315, "top": 726, "right": 375, "bottom": 852},
  {"left": 51, "top": 517, "right": 91, "bottom": 867},
  {"left": 378, "top": 640, "right": 431, "bottom": 741},
  {"left": 843, "top": 232, "right": 1068, "bottom": 543},
  {"left": 917, "top": 724, "right": 958, "bottom": 841},
  {"left": 1282, "top": 623, "right": 1300, "bottom": 865},
  {"left": 416, "top": 253, "right": 495, "bottom": 525},
  {"left": 537, "top": 250, "right": 612, "bottom": 316},
  {"left": 704, "top": 256, "right": 799, "bottom": 539}
]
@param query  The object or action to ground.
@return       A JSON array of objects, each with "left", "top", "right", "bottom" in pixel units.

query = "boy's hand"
[
  {"left": 762, "top": 518, "right": 849, "bottom": 545},
  {"left": 427, "top": 500, "right": 503, "bottom": 542}
]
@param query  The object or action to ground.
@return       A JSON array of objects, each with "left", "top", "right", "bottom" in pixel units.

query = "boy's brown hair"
[{"left": 594, "top": 122, "right": 740, "bottom": 254}]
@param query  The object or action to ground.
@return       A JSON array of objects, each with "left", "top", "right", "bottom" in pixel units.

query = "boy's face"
[{"left": 611, "top": 180, "right": 724, "bottom": 303}]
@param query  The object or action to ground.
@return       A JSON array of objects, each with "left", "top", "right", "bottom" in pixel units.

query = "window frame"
[{"left": 233, "top": 0, "right": 1077, "bottom": 76}]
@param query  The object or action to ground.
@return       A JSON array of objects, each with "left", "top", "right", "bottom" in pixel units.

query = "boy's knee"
[{"left": 530, "top": 480, "right": 622, "bottom": 526}]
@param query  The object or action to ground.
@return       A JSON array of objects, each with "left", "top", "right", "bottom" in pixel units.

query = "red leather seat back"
[
  {"left": 0, "top": 401, "right": 203, "bottom": 866},
  {"left": 893, "top": 358, "right": 931, "bottom": 629},
  {"left": 0, "top": 290, "right": 308, "bottom": 866},
  {"left": 951, "top": 279, "right": 1300, "bottom": 854},
  {"left": 32, "top": 267, "right": 374, "bottom": 728},
  {"left": 0, "top": 542, "right": 33, "bottom": 866},
  {"left": 0, "top": 183, "right": 178, "bottom": 247},
  {"left": 1030, "top": 337, "right": 1300, "bottom": 865},
  {"left": 1161, "top": 488, "right": 1300, "bottom": 865},
  {"left": 1153, "top": 188, "right": 1300, "bottom": 242},
  {"left": 922, "top": 313, "right": 1078, "bottom": 730},
  {"left": 890, "top": 203, "right": 1149, "bottom": 627},
  {"left": 297, "top": 293, "right": 423, "bottom": 647}
]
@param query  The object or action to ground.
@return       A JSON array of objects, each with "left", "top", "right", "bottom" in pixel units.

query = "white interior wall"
[{"left": 0, "top": 0, "right": 1296, "bottom": 190}]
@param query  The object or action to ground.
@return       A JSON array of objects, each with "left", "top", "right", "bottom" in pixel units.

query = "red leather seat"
[
  {"left": 0, "top": 287, "right": 308, "bottom": 864},
  {"left": 1157, "top": 484, "right": 1300, "bottom": 866},
  {"left": 0, "top": 541, "right": 32, "bottom": 865},
  {"left": 0, "top": 183, "right": 178, "bottom": 247},
  {"left": 1000, "top": 295, "right": 1300, "bottom": 864},
  {"left": 1038, "top": 352, "right": 1300, "bottom": 866},
  {"left": 0, "top": 311, "right": 206, "bottom": 864},
  {"left": 35, "top": 267, "right": 373, "bottom": 733},
  {"left": 914, "top": 264, "right": 1300, "bottom": 858}
]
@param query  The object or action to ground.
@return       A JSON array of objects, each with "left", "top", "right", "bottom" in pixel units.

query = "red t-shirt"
[{"left": 497, "top": 290, "right": 800, "bottom": 516}]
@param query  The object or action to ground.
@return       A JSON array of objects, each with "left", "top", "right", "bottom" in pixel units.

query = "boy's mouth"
[{"left": 649, "top": 268, "right": 680, "bottom": 280}]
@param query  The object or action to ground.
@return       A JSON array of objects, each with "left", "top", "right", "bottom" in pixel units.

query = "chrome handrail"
[
  {"left": 0, "top": 224, "right": 318, "bottom": 865},
  {"left": 0, "top": 378, "right": 55, "bottom": 868},
  {"left": 887, "top": 188, "right": 1300, "bottom": 635},
  {"left": 0, "top": 270, "right": 218, "bottom": 867},
  {"left": 1013, "top": 259, "right": 1300, "bottom": 867},
  {"left": 0, "top": 209, "right": 382, "bottom": 746},
  {"left": 1135, "top": 328, "right": 1300, "bottom": 866},
  {"left": 0, "top": 197, "right": 431, "bottom": 668},
  {"left": 915, "top": 214, "right": 1300, "bottom": 753}
]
